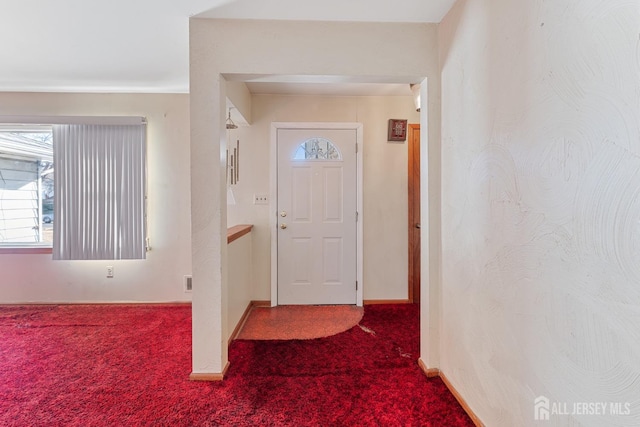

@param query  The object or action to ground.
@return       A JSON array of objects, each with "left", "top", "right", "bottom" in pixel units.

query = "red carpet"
[{"left": 0, "top": 304, "right": 473, "bottom": 426}]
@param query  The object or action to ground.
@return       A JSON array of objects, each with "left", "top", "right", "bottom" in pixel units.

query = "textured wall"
[{"left": 439, "top": 0, "right": 640, "bottom": 425}]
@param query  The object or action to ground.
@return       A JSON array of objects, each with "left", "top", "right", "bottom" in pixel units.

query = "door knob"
[
  {"left": 415, "top": 223, "right": 421, "bottom": 229},
  {"left": 280, "top": 223, "right": 287, "bottom": 229},
  {"left": 280, "top": 211, "right": 287, "bottom": 217}
]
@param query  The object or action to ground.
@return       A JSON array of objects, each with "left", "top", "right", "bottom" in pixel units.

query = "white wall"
[
  {"left": 226, "top": 82, "right": 252, "bottom": 125},
  {"left": 226, "top": 232, "right": 252, "bottom": 343},
  {"left": 0, "top": 93, "right": 192, "bottom": 303},
  {"left": 227, "top": 94, "right": 420, "bottom": 301},
  {"left": 190, "top": 18, "right": 440, "bottom": 375},
  {"left": 439, "top": 0, "right": 640, "bottom": 425}
]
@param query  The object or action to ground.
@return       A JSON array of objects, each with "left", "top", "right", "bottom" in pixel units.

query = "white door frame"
[{"left": 270, "top": 122, "right": 364, "bottom": 307}]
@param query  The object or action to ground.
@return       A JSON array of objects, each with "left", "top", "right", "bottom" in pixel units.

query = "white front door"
[{"left": 277, "top": 128, "right": 357, "bottom": 305}]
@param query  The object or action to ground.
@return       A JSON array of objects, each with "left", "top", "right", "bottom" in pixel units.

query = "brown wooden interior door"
[{"left": 408, "top": 124, "right": 420, "bottom": 303}]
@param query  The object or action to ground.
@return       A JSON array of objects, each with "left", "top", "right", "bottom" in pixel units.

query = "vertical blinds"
[{"left": 53, "top": 124, "right": 146, "bottom": 260}]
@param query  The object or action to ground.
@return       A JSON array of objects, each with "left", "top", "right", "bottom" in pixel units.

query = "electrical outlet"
[
  {"left": 253, "top": 194, "right": 269, "bottom": 205},
  {"left": 106, "top": 266, "right": 114, "bottom": 278}
]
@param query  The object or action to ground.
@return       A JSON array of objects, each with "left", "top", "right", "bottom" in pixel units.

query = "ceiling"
[
  {"left": 246, "top": 82, "right": 412, "bottom": 96},
  {"left": 0, "top": 0, "right": 456, "bottom": 94},
  {"left": 196, "top": 0, "right": 456, "bottom": 23}
]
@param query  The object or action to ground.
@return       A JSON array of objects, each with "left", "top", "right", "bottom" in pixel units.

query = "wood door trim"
[{"left": 408, "top": 124, "right": 420, "bottom": 303}]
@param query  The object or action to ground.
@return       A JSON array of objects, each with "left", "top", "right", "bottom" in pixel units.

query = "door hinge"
[
  {"left": 355, "top": 143, "right": 358, "bottom": 153},
  {"left": 356, "top": 211, "right": 359, "bottom": 222},
  {"left": 356, "top": 280, "right": 358, "bottom": 290}
]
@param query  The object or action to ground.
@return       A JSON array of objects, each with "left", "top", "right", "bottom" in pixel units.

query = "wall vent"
[{"left": 184, "top": 275, "right": 192, "bottom": 293}]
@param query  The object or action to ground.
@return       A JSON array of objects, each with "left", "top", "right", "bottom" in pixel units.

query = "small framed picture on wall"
[{"left": 387, "top": 119, "right": 408, "bottom": 142}]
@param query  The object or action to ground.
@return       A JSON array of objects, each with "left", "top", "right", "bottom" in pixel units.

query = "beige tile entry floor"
[{"left": 237, "top": 305, "right": 364, "bottom": 340}]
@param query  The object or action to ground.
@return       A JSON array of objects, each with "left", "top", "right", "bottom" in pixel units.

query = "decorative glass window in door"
[{"left": 293, "top": 137, "right": 342, "bottom": 161}]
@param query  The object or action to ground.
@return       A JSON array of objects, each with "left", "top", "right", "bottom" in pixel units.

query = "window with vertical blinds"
[{"left": 53, "top": 123, "right": 146, "bottom": 260}]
